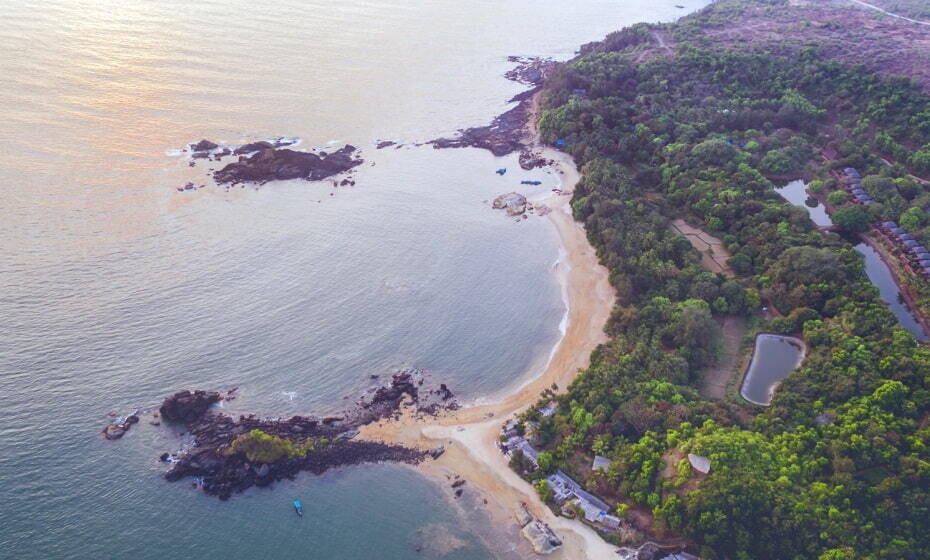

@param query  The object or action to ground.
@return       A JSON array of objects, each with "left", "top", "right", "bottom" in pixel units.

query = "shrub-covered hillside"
[{"left": 519, "top": 2, "right": 930, "bottom": 558}]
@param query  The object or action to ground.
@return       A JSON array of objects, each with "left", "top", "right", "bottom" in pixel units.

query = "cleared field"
[{"left": 671, "top": 219, "right": 734, "bottom": 276}]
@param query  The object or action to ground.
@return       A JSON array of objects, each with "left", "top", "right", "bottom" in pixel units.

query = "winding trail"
[
  {"left": 359, "top": 95, "right": 618, "bottom": 558},
  {"left": 848, "top": 0, "right": 930, "bottom": 26}
]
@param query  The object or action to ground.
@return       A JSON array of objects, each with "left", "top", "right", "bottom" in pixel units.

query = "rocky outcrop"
[
  {"left": 429, "top": 57, "right": 555, "bottom": 157},
  {"left": 213, "top": 146, "right": 362, "bottom": 185},
  {"left": 102, "top": 414, "right": 139, "bottom": 440},
  {"left": 429, "top": 90, "right": 533, "bottom": 156},
  {"left": 519, "top": 148, "right": 552, "bottom": 170},
  {"left": 436, "top": 383, "right": 453, "bottom": 401},
  {"left": 505, "top": 56, "right": 556, "bottom": 86},
  {"left": 492, "top": 192, "right": 528, "bottom": 216},
  {"left": 233, "top": 141, "right": 274, "bottom": 155},
  {"left": 190, "top": 139, "right": 218, "bottom": 152},
  {"left": 156, "top": 370, "right": 457, "bottom": 500},
  {"left": 159, "top": 390, "right": 221, "bottom": 423},
  {"left": 521, "top": 519, "right": 563, "bottom": 554},
  {"left": 166, "top": 436, "right": 425, "bottom": 500},
  {"left": 186, "top": 137, "right": 299, "bottom": 157},
  {"left": 514, "top": 503, "right": 533, "bottom": 527}
]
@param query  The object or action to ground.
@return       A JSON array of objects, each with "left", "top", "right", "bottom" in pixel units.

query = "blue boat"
[{"left": 293, "top": 499, "right": 303, "bottom": 517}]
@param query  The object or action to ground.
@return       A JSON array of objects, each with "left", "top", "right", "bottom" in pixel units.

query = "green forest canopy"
[{"left": 521, "top": 2, "right": 930, "bottom": 559}]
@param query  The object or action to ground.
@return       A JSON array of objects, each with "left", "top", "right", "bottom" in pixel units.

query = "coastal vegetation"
[
  {"left": 516, "top": 1, "right": 930, "bottom": 558},
  {"left": 226, "top": 429, "right": 325, "bottom": 463}
]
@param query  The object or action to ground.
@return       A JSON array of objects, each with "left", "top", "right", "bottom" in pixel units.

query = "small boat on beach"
[{"left": 293, "top": 499, "right": 303, "bottom": 517}]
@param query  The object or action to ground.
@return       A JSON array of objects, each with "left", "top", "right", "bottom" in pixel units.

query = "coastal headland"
[{"left": 152, "top": 370, "right": 456, "bottom": 500}]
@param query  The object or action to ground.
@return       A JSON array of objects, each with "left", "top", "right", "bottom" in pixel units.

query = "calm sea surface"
[{"left": 0, "top": 1, "right": 707, "bottom": 557}]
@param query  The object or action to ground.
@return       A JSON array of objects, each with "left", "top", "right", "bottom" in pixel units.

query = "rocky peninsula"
[
  {"left": 152, "top": 371, "right": 455, "bottom": 500},
  {"left": 429, "top": 56, "right": 554, "bottom": 169},
  {"left": 213, "top": 145, "right": 363, "bottom": 185}
]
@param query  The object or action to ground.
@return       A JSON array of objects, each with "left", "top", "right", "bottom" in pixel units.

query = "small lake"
[
  {"left": 775, "top": 180, "right": 928, "bottom": 341},
  {"left": 741, "top": 334, "right": 805, "bottom": 405},
  {"left": 775, "top": 180, "right": 833, "bottom": 227}
]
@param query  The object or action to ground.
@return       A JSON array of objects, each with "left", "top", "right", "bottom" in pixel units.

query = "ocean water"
[{"left": 0, "top": 1, "right": 708, "bottom": 558}]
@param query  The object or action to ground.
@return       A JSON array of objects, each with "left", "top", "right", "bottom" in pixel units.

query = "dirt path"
[
  {"left": 671, "top": 219, "right": 734, "bottom": 276},
  {"left": 849, "top": 0, "right": 930, "bottom": 26},
  {"left": 700, "top": 316, "right": 746, "bottom": 400},
  {"left": 878, "top": 155, "right": 930, "bottom": 185},
  {"left": 651, "top": 29, "right": 674, "bottom": 55}
]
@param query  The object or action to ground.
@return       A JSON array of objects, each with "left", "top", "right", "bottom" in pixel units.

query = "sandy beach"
[{"left": 359, "top": 102, "right": 618, "bottom": 558}]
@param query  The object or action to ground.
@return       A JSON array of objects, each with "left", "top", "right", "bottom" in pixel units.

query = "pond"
[
  {"left": 776, "top": 180, "right": 833, "bottom": 227},
  {"left": 775, "top": 181, "right": 928, "bottom": 341},
  {"left": 854, "top": 242, "right": 928, "bottom": 341},
  {"left": 741, "top": 334, "right": 806, "bottom": 406}
]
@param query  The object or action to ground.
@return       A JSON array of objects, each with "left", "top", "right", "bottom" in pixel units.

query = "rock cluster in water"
[
  {"left": 102, "top": 414, "right": 140, "bottom": 440},
  {"left": 175, "top": 137, "right": 364, "bottom": 191},
  {"left": 429, "top": 88, "right": 535, "bottom": 157},
  {"left": 152, "top": 370, "right": 455, "bottom": 500},
  {"left": 492, "top": 192, "right": 528, "bottom": 216},
  {"left": 159, "top": 390, "right": 221, "bottom": 423},
  {"left": 504, "top": 56, "right": 554, "bottom": 87},
  {"left": 213, "top": 146, "right": 363, "bottom": 185}
]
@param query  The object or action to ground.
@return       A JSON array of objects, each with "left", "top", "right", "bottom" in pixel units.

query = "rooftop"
[{"left": 688, "top": 453, "right": 711, "bottom": 474}]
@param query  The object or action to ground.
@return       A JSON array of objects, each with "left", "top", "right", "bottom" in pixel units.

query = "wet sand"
[{"left": 359, "top": 111, "right": 618, "bottom": 558}]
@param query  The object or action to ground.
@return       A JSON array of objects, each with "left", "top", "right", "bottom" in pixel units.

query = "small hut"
[
  {"left": 592, "top": 455, "right": 611, "bottom": 472},
  {"left": 687, "top": 453, "right": 711, "bottom": 475},
  {"left": 881, "top": 221, "right": 899, "bottom": 232}
]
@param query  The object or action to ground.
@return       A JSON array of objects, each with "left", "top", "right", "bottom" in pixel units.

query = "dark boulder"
[
  {"left": 191, "top": 139, "right": 218, "bottom": 152},
  {"left": 159, "top": 390, "right": 221, "bottom": 424},
  {"left": 102, "top": 424, "right": 126, "bottom": 440},
  {"left": 436, "top": 384, "right": 453, "bottom": 401},
  {"left": 233, "top": 141, "right": 274, "bottom": 155},
  {"left": 213, "top": 146, "right": 362, "bottom": 185}
]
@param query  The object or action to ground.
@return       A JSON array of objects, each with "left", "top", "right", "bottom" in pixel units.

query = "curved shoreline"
[{"left": 360, "top": 138, "right": 618, "bottom": 558}]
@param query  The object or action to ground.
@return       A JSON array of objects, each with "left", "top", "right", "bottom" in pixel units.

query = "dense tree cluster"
[
  {"left": 226, "top": 429, "right": 323, "bottom": 463},
  {"left": 519, "top": 1, "right": 930, "bottom": 558}
]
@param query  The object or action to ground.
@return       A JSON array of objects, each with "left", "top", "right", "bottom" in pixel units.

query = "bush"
[
  {"left": 535, "top": 480, "right": 554, "bottom": 503},
  {"left": 226, "top": 429, "right": 309, "bottom": 463},
  {"left": 827, "top": 190, "right": 848, "bottom": 207},
  {"left": 899, "top": 206, "right": 925, "bottom": 230},
  {"left": 833, "top": 206, "right": 871, "bottom": 233},
  {"left": 787, "top": 307, "right": 821, "bottom": 331},
  {"left": 537, "top": 451, "right": 554, "bottom": 473}
]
